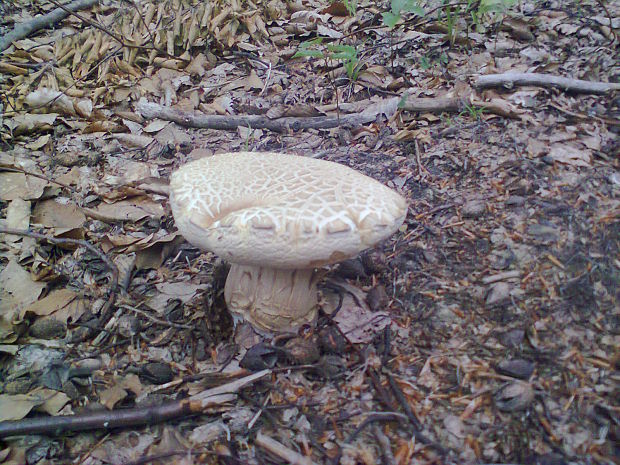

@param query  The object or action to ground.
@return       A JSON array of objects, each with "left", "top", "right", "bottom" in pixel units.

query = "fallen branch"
[
  {"left": 138, "top": 92, "right": 523, "bottom": 134},
  {"left": 136, "top": 100, "right": 377, "bottom": 132},
  {"left": 0, "top": 0, "right": 98, "bottom": 53},
  {"left": 0, "top": 227, "right": 118, "bottom": 323},
  {"left": 474, "top": 72, "right": 620, "bottom": 95},
  {"left": 0, "top": 369, "right": 269, "bottom": 438}
]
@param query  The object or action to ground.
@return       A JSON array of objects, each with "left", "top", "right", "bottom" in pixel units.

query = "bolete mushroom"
[{"left": 170, "top": 152, "right": 407, "bottom": 333}]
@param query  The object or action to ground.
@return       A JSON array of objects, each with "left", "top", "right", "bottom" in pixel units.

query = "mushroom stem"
[{"left": 224, "top": 264, "right": 319, "bottom": 333}]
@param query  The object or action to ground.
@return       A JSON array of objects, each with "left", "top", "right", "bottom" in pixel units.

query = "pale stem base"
[{"left": 224, "top": 264, "right": 318, "bottom": 333}]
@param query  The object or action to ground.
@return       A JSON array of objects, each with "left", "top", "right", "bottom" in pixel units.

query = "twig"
[
  {"left": 119, "top": 304, "right": 194, "bottom": 330},
  {"left": 0, "top": 0, "right": 98, "bottom": 52},
  {"left": 344, "top": 412, "right": 408, "bottom": 444},
  {"left": 0, "top": 370, "right": 269, "bottom": 438},
  {"left": 385, "top": 373, "right": 422, "bottom": 431},
  {"left": 0, "top": 166, "right": 73, "bottom": 190},
  {"left": 255, "top": 431, "right": 317, "bottom": 465},
  {"left": 482, "top": 270, "right": 521, "bottom": 284},
  {"left": 136, "top": 100, "right": 378, "bottom": 132},
  {"left": 372, "top": 425, "right": 398, "bottom": 465},
  {"left": 594, "top": 0, "right": 617, "bottom": 45},
  {"left": 0, "top": 228, "right": 118, "bottom": 323},
  {"left": 475, "top": 72, "right": 620, "bottom": 94}
]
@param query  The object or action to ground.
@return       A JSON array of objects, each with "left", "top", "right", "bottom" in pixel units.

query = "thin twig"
[
  {"left": 0, "top": 166, "right": 73, "bottom": 190},
  {"left": 119, "top": 304, "right": 194, "bottom": 330}
]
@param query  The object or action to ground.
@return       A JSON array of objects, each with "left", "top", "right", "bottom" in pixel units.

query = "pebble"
[
  {"left": 505, "top": 195, "right": 526, "bottom": 206},
  {"left": 462, "top": 200, "right": 486, "bottom": 218},
  {"left": 29, "top": 318, "right": 66, "bottom": 339},
  {"left": 496, "top": 359, "right": 535, "bottom": 379},
  {"left": 486, "top": 282, "right": 512, "bottom": 306}
]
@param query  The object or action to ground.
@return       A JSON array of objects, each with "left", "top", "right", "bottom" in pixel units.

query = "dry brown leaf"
[
  {"left": 32, "top": 199, "right": 86, "bottom": 229},
  {"left": 100, "top": 384, "right": 128, "bottom": 410},
  {"left": 547, "top": 144, "right": 591, "bottom": 167},
  {"left": 85, "top": 198, "right": 165, "bottom": 223}
]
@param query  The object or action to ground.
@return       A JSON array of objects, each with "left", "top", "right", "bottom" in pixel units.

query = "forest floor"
[{"left": 0, "top": 0, "right": 618, "bottom": 464}]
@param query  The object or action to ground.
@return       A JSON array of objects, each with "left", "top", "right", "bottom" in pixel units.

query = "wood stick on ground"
[
  {"left": 255, "top": 431, "right": 318, "bottom": 465},
  {"left": 0, "top": 227, "right": 119, "bottom": 323},
  {"left": 0, "top": 369, "right": 269, "bottom": 438},
  {"left": 137, "top": 93, "right": 524, "bottom": 133},
  {"left": 373, "top": 425, "right": 398, "bottom": 465},
  {"left": 0, "top": 0, "right": 98, "bottom": 52},
  {"left": 136, "top": 100, "right": 378, "bottom": 132},
  {"left": 474, "top": 72, "right": 620, "bottom": 94}
]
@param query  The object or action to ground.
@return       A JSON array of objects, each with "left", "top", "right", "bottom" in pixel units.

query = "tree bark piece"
[
  {"left": 475, "top": 72, "right": 620, "bottom": 94},
  {"left": 0, "top": 0, "right": 99, "bottom": 53}
]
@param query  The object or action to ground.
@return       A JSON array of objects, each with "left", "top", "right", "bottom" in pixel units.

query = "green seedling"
[
  {"left": 294, "top": 39, "right": 361, "bottom": 81},
  {"left": 342, "top": 0, "right": 357, "bottom": 16},
  {"left": 382, "top": 0, "right": 425, "bottom": 29}
]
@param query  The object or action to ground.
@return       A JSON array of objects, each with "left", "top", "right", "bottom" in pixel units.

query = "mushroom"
[{"left": 169, "top": 152, "right": 407, "bottom": 333}]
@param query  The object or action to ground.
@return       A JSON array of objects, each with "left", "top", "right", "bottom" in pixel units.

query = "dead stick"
[
  {"left": 401, "top": 97, "right": 464, "bottom": 113},
  {"left": 0, "top": 228, "right": 119, "bottom": 324},
  {"left": 475, "top": 72, "right": 620, "bottom": 94},
  {"left": 385, "top": 373, "right": 422, "bottom": 430},
  {"left": 0, "top": 0, "right": 98, "bottom": 52},
  {"left": 373, "top": 425, "right": 398, "bottom": 465},
  {"left": 136, "top": 100, "right": 376, "bottom": 132},
  {"left": 0, "top": 370, "right": 269, "bottom": 438}
]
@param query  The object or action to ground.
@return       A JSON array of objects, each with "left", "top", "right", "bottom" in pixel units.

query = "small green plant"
[
  {"left": 294, "top": 39, "right": 361, "bottom": 81},
  {"left": 470, "top": 0, "right": 517, "bottom": 32},
  {"left": 342, "top": 0, "right": 357, "bottom": 16},
  {"left": 461, "top": 103, "right": 485, "bottom": 120},
  {"left": 382, "top": 0, "right": 425, "bottom": 29}
]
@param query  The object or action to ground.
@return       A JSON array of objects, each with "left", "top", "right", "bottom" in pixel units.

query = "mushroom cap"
[{"left": 170, "top": 152, "right": 408, "bottom": 269}]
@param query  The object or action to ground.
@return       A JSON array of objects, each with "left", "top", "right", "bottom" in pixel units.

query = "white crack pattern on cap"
[
  {"left": 170, "top": 151, "right": 408, "bottom": 270},
  {"left": 170, "top": 151, "right": 407, "bottom": 333}
]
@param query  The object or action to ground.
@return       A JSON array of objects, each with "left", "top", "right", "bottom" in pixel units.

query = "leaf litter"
[{"left": 0, "top": 0, "right": 618, "bottom": 463}]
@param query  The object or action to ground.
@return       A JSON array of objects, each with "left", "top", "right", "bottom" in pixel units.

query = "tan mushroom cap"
[{"left": 170, "top": 152, "right": 408, "bottom": 268}]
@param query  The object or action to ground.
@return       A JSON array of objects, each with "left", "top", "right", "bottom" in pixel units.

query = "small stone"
[
  {"left": 462, "top": 200, "right": 486, "bottom": 218},
  {"left": 117, "top": 315, "right": 140, "bottom": 338},
  {"left": 336, "top": 258, "right": 367, "bottom": 279},
  {"left": 318, "top": 326, "right": 347, "bottom": 354},
  {"left": 62, "top": 380, "right": 80, "bottom": 400},
  {"left": 496, "top": 359, "right": 535, "bottom": 379},
  {"left": 316, "top": 355, "right": 346, "bottom": 379},
  {"left": 500, "top": 329, "right": 525, "bottom": 347},
  {"left": 494, "top": 381, "right": 534, "bottom": 411},
  {"left": 505, "top": 195, "right": 526, "bottom": 206},
  {"left": 366, "top": 285, "right": 389, "bottom": 312},
  {"left": 29, "top": 318, "right": 66, "bottom": 339},
  {"left": 239, "top": 343, "right": 279, "bottom": 371},
  {"left": 486, "top": 282, "right": 512, "bottom": 306},
  {"left": 527, "top": 224, "right": 558, "bottom": 243},
  {"left": 284, "top": 337, "right": 320, "bottom": 365},
  {"left": 142, "top": 362, "right": 174, "bottom": 384}
]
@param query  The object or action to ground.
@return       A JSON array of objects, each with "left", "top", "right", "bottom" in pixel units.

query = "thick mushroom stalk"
[
  {"left": 224, "top": 265, "right": 318, "bottom": 333},
  {"left": 169, "top": 151, "right": 408, "bottom": 334}
]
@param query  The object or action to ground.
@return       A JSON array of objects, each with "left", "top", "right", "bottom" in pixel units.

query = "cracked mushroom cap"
[{"left": 170, "top": 152, "right": 408, "bottom": 268}]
